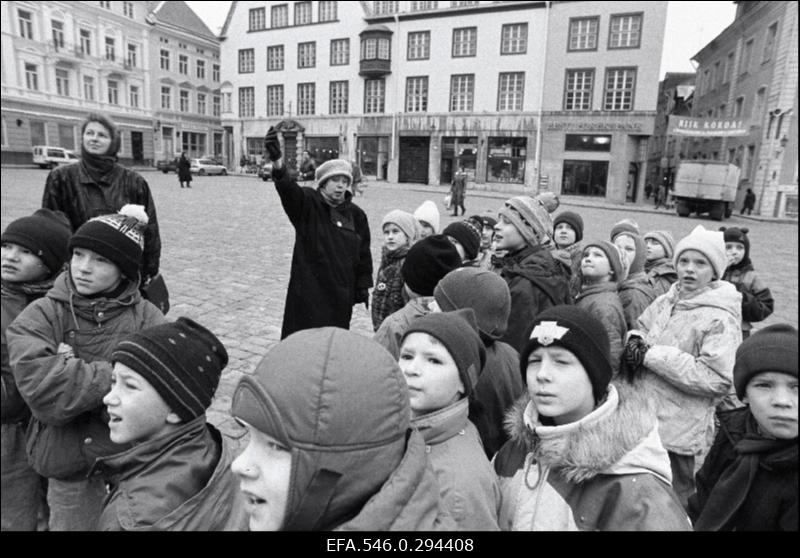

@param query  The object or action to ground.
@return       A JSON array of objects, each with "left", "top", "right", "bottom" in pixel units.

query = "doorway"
[
  {"left": 131, "top": 132, "right": 143, "bottom": 162},
  {"left": 399, "top": 136, "right": 430, "bottom": 184},
  {"left": 562, "top": 160, "right": 608, "bottom": 196}
]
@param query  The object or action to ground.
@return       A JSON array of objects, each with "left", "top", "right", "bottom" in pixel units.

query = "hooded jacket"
[
  {"left": 371, "top": 245, "right": 410, "bottom": 331},
  {"left": 273, "top": 166, "right": 373, "bottom": 339},
  {"left": 92, "top": 419, "right": 247, "bottom": 531},
  {"left": 722, "top": 263, "right": 774, "bottom": 334},
  {"left": 493, "top": 384, "right": 691, "bottom": 531},
  {"left": 6, "top": 271, "right": 167, "bottom": 479},
  {"left": 630, "top": 281, "right": 743, "bottom": 456},
  {"left": 645, "top": 258, "right": 677, "bottom": 299},
  {"left": 575, "top": 281, "right": 626, "bottom": 375},
  {"left": 618, "top": 271, "right": 657, "bottom": 330},
  {"left": 373, "top": 297, "right": 435, "bottom": 359}
]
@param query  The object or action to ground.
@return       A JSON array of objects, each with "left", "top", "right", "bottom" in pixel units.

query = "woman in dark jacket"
[{"left": 177, "top": 152, "right": 192, "bottom": 189}]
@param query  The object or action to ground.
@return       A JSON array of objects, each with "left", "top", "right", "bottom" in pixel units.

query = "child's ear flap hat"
[
  {"left": 733, "top": 323, "right": 798, "bottom": 400},
  {"left": 719, "top": 226, "right": 751, "bottom": 268},
  {"left": 674, "top": 225, "right": 727, "bottom": 280}
]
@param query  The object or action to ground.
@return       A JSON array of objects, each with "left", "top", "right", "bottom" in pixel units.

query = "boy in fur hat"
[
  {"left": 7, "top": 205, "right": 167, "bottom": 530},
  {"left": 643, "top": 230, "right": 678, "bottom": 298},
  {"left": 493, "top": 305, "right": 690, "bottom": 531},
  {"left": 2, "top": 209, "right": 72, "bottom": 530},
  {"left": 399, "top": 309, "right": 500, "bottom": 530},
  {"left": 611, "top": 221, "right": 657, "bottom": 330}
]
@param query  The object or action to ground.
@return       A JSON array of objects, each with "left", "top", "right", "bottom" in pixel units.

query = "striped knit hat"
[{"left": 111, "top": 317, "right": 228, "bottom": 421}]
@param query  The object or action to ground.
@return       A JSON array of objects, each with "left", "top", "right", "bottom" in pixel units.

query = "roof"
[{"left": 150, "top": 1, "right": 218, "bottom": 40}]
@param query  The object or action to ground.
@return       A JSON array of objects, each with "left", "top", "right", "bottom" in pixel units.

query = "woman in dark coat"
[
  {"left": 177, "top": 151, "right": 192, "bottom": 188},
  {"left": 450, "top": 168, "right": 467, "bottom": 216}
]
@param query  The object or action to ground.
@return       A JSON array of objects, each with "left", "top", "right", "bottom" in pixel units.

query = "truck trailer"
[{"left": 672, "top": 161, "right": 740, "bottom": 221}]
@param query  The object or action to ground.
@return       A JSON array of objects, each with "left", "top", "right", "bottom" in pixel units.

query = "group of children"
[{"left": 1, "top": 179, "right": 795, "bottom": 531}]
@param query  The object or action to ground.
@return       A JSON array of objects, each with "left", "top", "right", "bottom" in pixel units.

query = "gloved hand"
[
  {"left": 354, "top": 288, "right": 369, "bottom": 310},
  {"left": 264, "top": 126, "right": 282, "bottom": 162},
  {"left": 621, "top": 336, "right": 649, "bottom": 382}
]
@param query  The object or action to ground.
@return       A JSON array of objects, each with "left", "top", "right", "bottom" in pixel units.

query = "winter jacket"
[
  {"left": 6, "top": 272, "right": 167, "bottom": 479},
  {"left": 499, "top": 245, "right": 571, "bottom": 353},
  {"left": 93, "top": 418, "right": 247, "bottom": 531},
  {"left": 552, "top": 242, "right": 583, "bottom": 299},
  {"left": 412, "top": 399, "right": 500, "bottom": 530},
  {"left": 273, "top": 166, "right": 373, "bottom": 339},
  {"left": 472, "top": 340, "right": 524, "bottom": 459},
  {"left": 371, "top": 245, "right": 409, "bottom": 331},
  {"left": 688, "top": 407, "right": 797, "bottom": 531},
  {"left": 575, "top": 281, "right": 626, "bottom": 375},
  {"left": 618, "top": 271, "right": 657, "bottom": 330},
  {"left": 494, "top": 384, "right": 691, "bottom": 531},
  {"left": 645, "top": 258, "right": 677, "bottom": 299},
  {"left": 722, "top": 264, "right": 774, "bottom": 335},
  {"left": 42, "top": 162, "right": 161, "bottom": 280},
  {"left": 373, "top": 297, "right": 434, "bottom": 359},
  {"left": 630, "top": 281, "right": 742, "bottom": 456}
]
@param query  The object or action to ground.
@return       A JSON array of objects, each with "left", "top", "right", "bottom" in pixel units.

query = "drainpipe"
[
  {"left": 391, "top": 13, "right": 400, "bottom": 163},
  {"left": 534, "top": 1, "right": 551, "bottom": 194}
]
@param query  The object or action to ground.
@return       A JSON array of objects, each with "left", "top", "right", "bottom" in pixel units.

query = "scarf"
[
  {"left": 80, "top": 145, "right": 118, "bottom": 184},
  {"left": 1, "top": 276, "right": 56, "bottom": 303}
]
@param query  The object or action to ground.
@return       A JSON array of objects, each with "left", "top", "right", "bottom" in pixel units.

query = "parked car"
[
  {"left": 156, "top": 157, "right": 180, "bottom": 173},
  {"left": 190, "top": 158, "right": 227, "bottom": 175},
  {"left": 258, "top": 162, "right": 273, "bottom": 181},
  {"left": 32, "top": 146, "right": 78, "bottom": 169}
]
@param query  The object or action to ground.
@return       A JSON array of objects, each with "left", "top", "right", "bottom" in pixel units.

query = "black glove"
[
  {"left": 355, "top": 288, "right": 369, "bottom": 310},
  {"left": 264, "top": 126, "right": 282, "bottom": 162},
  {"left": 621, "top": 336, "right": 649, "bottom": 382}
]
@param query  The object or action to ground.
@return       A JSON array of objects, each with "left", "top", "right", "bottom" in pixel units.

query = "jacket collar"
[{"left": 411, "top": 398, "right": 469, "bottom": 446}]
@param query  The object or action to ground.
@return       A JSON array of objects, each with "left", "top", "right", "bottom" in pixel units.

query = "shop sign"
[
  {"left": 546, "top": 121, "right": 643, "bottom": 132},
  {"left": 667, "top": 116, "right": 748, "bottom": 137}
]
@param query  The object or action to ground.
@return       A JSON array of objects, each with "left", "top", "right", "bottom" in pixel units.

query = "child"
[
  {"left": 414, "top": 200, "right": 440, "bottom": 238},
  {"left": 551, "top": 211, "right": 584, "bottom": 298},
  {"left": 7, "top": 205, "right": 167, "bottom": 531},
  {"left": 575, "top": 240, "right": 627, "bottom": 374},
  {"left": 433, "top": 268, "right": 525, "bottom": 458},
  {"left": 371, "top": 210, "right": 420, "bottom": 331},
  {"left": 467, "top": 215, "right": 498, "bottom": 270},
  {"left": 689, "top": 324, "right": 797, "bottom": 531},
  {"left": 399, "top": 309, "right": 501, "bottom": 530},
  {"left": 442, "top": 220, "right": 482, "bottom": 266},
  {"left": 2, "top": 209, "right": 72, "bottom": 531},
  {"left": 494, "top": 195, "right": 571, "bottom": 353},
  {"left": 494, "top": 305, "right": 690, "bottom": 531},
  {"left": 643, "top": 230, "right": 677, "bottom": 298},
  {"left": 373, "top": 235, "right": 461, "bottom": 358},
  {"left": 720, "top": 227, "right": 774, "bottom": 339},
  {"left": 93, "top": 318, "right": 246, "bottom": 530},
  {"left": 622, "top": 225, "right": 742, "bottom": 510},
  {"left": 612, "top": 224, "right": 657, "bottom": 330},
  {"left": 230, "top": 327, "right": 454, "bottom": 530}
]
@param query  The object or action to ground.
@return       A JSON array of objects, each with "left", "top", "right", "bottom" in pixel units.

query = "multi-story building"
[
  {"left": 647, "top": 72, "right": 695, "bottom": 192},
  {"left": 219, "top": 0, "right": 667, "bottom": 202},
  {"left": 689, "top": 1, "right": 797, "bottom": 217}
]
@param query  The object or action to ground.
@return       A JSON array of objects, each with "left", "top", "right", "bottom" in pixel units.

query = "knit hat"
[
  {"left": 673, "top": 225, "right": 727, "bottom": 280},
  {"left": 401, "top": 234, "right": 461, "bottom": 296},
  {"left": 315, "top": 159, "right": 352, "bottom": 187},
  {"left": 498, "top": 195, "right": 554, "bottom": 248},
  {"left": 720, "top": 226, "right": 751, "bottom": 269},
  {"left": 477, "top": 215, "right": 497, "bottom": 230},
  {"left": 68, "top": 204, "right": 148, "bottom": 281},
  {"left": 111, "top": 317, "right": 228, "bottom": 422},
  {"left": 413, "top": 200, "right": 440, "bottom": 234},
  {"left": 733, "top": 324, "right": 798, "bottom": 400},
  {"left": 434, "top": 267, "right": 511, "bottom": 340},
  {"left": 534, "top": 191, "right": 560, "bottom": 214},
  {"left": 553, "top": 211, "right": 584, "bottom": 243},
  {"left": 520, "top": 305, "right": 613, "bottom": 403},
  {"left": 643, "top": 230, "right": 675, "bottom": 259},
  {"left": 442, "top": 220, "right": 481, "bottom": 261},
  {"left": 1, "top": 209, "right": 72, "bottom": 275},
  {"left": 582, "top": 239, "right": 627, "bottom": 282},
  {"left": 381, "top": 210, "right": 420, "bottom": 243},
  {"left": 610, "top": 219, "right": 640, "bottom": 241},
  {"left": 614, "top": 232, "right": 647, "bottom": 275},
  {"left": 402, "top": 308, "right": 486, "bottom": 398}
]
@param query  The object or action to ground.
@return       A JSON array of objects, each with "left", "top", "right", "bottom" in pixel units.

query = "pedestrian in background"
[
  {"left": 298, "top": 150, "right": 316, "bottom": 183},
  {"left": 449, "top": 167, "right": 467, "bottom": 217},
  {"left": 742, "top": 188, "right": 756, "bottom": 215},
  {"left": 350, "top": 159, "right": 365, "bottom": 196},
  {"left": 177, "top": 151, "right": 192, "bottom": 189}
]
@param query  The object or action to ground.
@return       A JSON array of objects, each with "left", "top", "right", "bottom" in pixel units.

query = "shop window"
[
  {"left": 358, "top": 136, "right": 389, "bottom": 179},
  {"left": 487, "top": 137, "right": 526, "bottom": 183},
  {"left": 562, "top": 160, "right": 608, "bottom": 196},
  {"left": 564, "top": 134, "right": 611, "bottom": 152},
  {"left": 440, "top": 136, "right": 477, "bottom": 183}
]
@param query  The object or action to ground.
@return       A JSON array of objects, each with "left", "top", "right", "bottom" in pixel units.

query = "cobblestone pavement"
[{"left": 2, "top": 167, "right": 797, "bottom": 439}]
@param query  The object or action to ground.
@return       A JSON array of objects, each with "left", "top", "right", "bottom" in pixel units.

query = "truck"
[{"left": 672, "top": 161, "right": 740, "bottom": 221}]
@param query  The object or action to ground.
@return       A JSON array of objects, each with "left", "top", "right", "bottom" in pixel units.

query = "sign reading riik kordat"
[{"left": 667, "top": 115, "right": 749, "bottom": 137}]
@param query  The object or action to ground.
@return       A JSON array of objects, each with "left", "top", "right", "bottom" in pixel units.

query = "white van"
[{"left": 32, "top": 146, "right": 79, "bottom": 169}]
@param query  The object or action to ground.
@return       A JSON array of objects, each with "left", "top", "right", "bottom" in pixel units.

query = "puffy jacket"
[
  {"left": 371, "top": 245, "right": 409, "bottom": 331},
  {"left": 93, "top": 419, "right": 247, "bottom": 531},
  {"left": 645, "top": 258, "right": 677, "bottom": 299},
  {"left": 42, "top": 162, "right": 161, "bottom": 280},
  {"left": 630, "top": 281, "right": 742, "bottom": 456},
  {"left": 411, "top": 399, "right": 500, "bottom": 530},
  {"left": 6, "top": 272, "right": 167, "bottom": 478},
  {"left": 618, "top": 271, "right": 657, "bottom": 330},
  {"left": 722, "top": 264, "right": 774, "bottom": 335},
  {"left": 575, "top": 281, "right": 626, "bottom": 375},
  {"left": 373, "top": 297, "right": 434, "bottom": 359},
  {"left": 494, "top": 384, "right": 691, "bottom": 531}
]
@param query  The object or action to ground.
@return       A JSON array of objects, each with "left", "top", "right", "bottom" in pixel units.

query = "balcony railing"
[{"left": 359, "top": 58, "right": 391, "bottom": 77}]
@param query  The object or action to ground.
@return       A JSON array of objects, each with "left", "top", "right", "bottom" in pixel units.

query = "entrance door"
[
  {"left": 627, "top": 163, "right": 639, "bottom": 202},
  {"left": 131, "top": 132, "right": 143, "bottom": 162},
  {"left": 162, "top": 127, "right": 174, "bottom": 159},
  {"left": 399, "top": 136, "right": 430, "bottom": 184},
  {"left": 283, "top": 132, "right": 297, "bottom": 172}
]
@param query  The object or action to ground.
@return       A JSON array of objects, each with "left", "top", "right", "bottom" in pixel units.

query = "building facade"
[
  {"left": 647, "top": 72, "right": 695, "bottom": 194},
  {"left": 219, "top": 0, "right": 667, "bottom": 202}
]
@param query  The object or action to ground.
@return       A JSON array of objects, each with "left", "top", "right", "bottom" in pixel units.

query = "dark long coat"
[{"left": 177, "top": 156, "right": 192, "bottom": 183}]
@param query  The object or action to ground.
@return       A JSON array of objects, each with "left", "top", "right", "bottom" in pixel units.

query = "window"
[
  {"left": 411, "top": 1, "right": 438, "bottom": 10},
  {"left": 123, "top": 1, "right": 134, "bottom": 18},
  {"left": 30, "top": 121, "right": 46, "bottom": 147},
  {"left": 18, "top": 10, "right": 33, "bottom": 39},
  {"left": 449, "top": 74, "right": 474, "bottom": 112},
  {"left": 80, "top": 29, "right": 91, "bottom": 55},
  {"left": 249, "top": 7, "right": 266, "bottom": 31},
  {"left": 714, "top": 61, "right": 722, "bottom": 88},
  {"left": 405, "top": 76, "right": 428, "bottom": 112},
  {"left": 24, "top": 63, "right": 38, "bottom": 91},
  {"left": 603, "top": 68, "right": 636, "bottom": 110},
  {"left": 106, "top": 37, "right": 116, "bottom": 61},
  {"left": 734, "top": 96, "right": 744, "bottom": 118},
  {"left": 107, "top": 79, "right": 119, "bottom": 105},
  {"left": 754, "top": 87, "right": 766, "bottom": 119},
  {"left": 161, "top": 86, "right": 171, "bottom": 109},
  {"left": 330, "top": 39, "right": 349, "bottom": 65},
  {"left": 99, "top": 1, "right": 111, "bottom": 8},
  {"left": 267, "top": 85, "right": 283, "bottom": 116},
  {"left": 330, "top": 81, "right": 348, "bottom": 114},
  {"left": 452, "top": 27, "right": 477, "bottom": 57},
  {"left": 451, "top": 1, "right": 478, "bottom": 6},
  {"left": 179, "top": 54, "right": 188, "bottom": 75},
  {"left": 160, "top": 49, "right": 170, "bottom": 70},
  {"left": 295, "top": 2, "right": 312, "bottom": 25},
  {"left": 129, "top": 85, "right": 139, "bottom": 108},
  {"left": 197, "top": 93, "right": 206, "bottom": 115},
  {"left": 212, "top": 64, "right": 220, "bottom": 82},
  {"left": 58, "top": 124, "right": 74, "bottom": 150},
  {"left": 239, "top": 49, "right": 255, "bottom": 73},
  {"left": 564, "top": 69, "right": 594, "bottom": 111},
  {"left": 609, "top": 13, "right": 642, "bottom": 49},
  {"left": 52, "top": 20, "right": 65, "bottom": 49},
  {"left": 223, "top": 92, "right": 232, "bottom": 112},
  {"left": 197, "top": 60, "right": 206, "bottom": 79},
  {"left": 271, "top": 5, "right": 288, "bottom": 28},
  {"left": 361, "top": 38, "right": 390, "bottom": 60},
  {"left": 408, "top": 31, "right": 430, "bottom": 60},
  {"left": 298, "top": 42, "right": 316, "bottom": 68},
  {"left": 740, "top": 39, "right": 753, "bottom": 74},
  {"left": 565, "top": 134, "right": 612, "bottom": 152},
  {"left": 83, "top": 76, "right": 94, "bottom": 100},
  {"left": 373, "top": 1, "right": 399, "bottom": 15},
  {"left": 127, "top": 44, "right": 137, "bottom": 67},
  {"left": 497, "top": 72, "right": 524, "bottom": 111},
  {"left": 763, "top": 22, "right": 778, "bottom": 63},
  {"left": 725, "top": 52, "right": 734, "bottom": 83},
  {"left": 364, "top": 79, "right": 385, "bottom": 113},
  {"left": 568, "top": 17, "right": 599, "bottom": 51},
  {"left": 55, "top": 69, "right": 70, "bottom": 96},
  {"left": 267, "top": 45, "right": 284, "bottom": 70},
  {"left": 487, "top": 137, "right": 526, "bottom": 183},
  {"left": 719, "top": 103, "right": 727, "bottom": 117},
  {"left": 319, "top": 1, "right": 337, "bottom": 22},
  {"left": 212, "top": 96, "right": 221, "bottom": 117},
  {"left": 501, "top": 23, "right": 527, "bottom": 54},
  {"left": 180, "top": 90, "right": 189, "bottom": 112},
  {"left": 297, "top": 83, "right": 315, "bottom": 115},
  {"left": 239, "top": 87, "right": 255, "bottom": 117}
]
